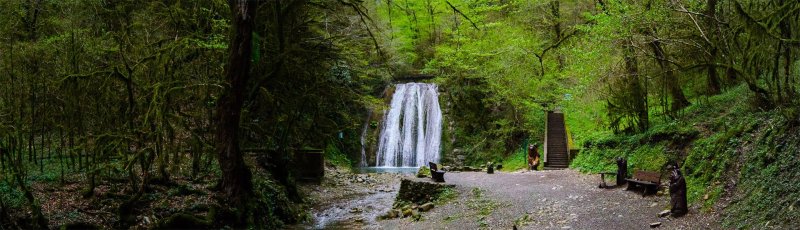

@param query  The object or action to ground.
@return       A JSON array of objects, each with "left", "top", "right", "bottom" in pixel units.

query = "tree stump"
[{"left": 616, "top": 157, "right": 628, "bottom": 186}]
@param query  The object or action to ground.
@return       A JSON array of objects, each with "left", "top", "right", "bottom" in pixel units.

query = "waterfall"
[{"left": 375, "top": 83, "right": 442, "bottom": 167}]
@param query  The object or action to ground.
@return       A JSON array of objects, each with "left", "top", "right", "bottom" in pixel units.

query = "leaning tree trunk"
[
  {"left": 649, "top": 39, "right": 690, "bottom": 112},
  {"left": 214, "top": 0, "right": 256, "bottom": 207}
]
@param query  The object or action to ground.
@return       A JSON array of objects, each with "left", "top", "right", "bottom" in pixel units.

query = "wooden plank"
[
  {"left": 625, "top": 179, "right": 657, "bottom": 186},
  {"left": 632, "top": 170, "right": 661, "bottom": 183}
]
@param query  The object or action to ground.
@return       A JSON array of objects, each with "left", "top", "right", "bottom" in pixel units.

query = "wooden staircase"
[{"left": 545, "top": 112, "right": 569, "bottom": 169}]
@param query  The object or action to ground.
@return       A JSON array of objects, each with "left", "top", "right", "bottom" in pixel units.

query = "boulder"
[
  {"left": 396, "top": 179, "right": 455, "bottom": 205},
  {"left": 411, "top": 210, "right": 421, "bottom": 221},
  {"left": 383, "top": 210, "right": 397, "bottom": 219},
  {"left": 419, "top": 202, "right": 435, "bottom": 212},
  {"left": 402, "top": 209, "right": 413, "bottom": 218}
]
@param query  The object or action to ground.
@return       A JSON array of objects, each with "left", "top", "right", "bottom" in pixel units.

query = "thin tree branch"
[{"left": 445, "top": 1, "right": 479, "bottom": 30}]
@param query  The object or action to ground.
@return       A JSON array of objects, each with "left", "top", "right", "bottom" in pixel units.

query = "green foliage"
[
  {"left": 416, "top": 166, "right": 431, "bottom": 178},
  {"left": 500, "top": 148, "right": 528, "bottom": 172},
  {"left": 0, "top": 181, "right": 24, "bottom": 209},
  {"left": 500, "top": 145, "right": 544, "bottom": 171},
  {"left": 574, "top": 85, "right": 800, "bottom": 228},
  {"left": 252, "top": 176, "right": 307, "bottom": 229},
  {"left": 324, "top": 144, "right": 352, "bottom": 170},
  {"left": 722, "top": 117, "right": 800, "bottom": 228}
]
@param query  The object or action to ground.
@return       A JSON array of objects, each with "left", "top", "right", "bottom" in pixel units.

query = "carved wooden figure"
[{"left": 669, "top": 164, "right": 688, "bottom": 217}]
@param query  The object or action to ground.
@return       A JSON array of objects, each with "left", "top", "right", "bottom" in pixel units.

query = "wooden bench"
[
  {"left": 429, "top": 162, "right": 445, "bottom": 183},
  {"left": 625, "top": 170, "right": 662, "bottom": 195}
]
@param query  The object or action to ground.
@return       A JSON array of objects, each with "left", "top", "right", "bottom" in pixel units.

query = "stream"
[{"left": 297, "top": 168, "right": 413, "bottom": 229}]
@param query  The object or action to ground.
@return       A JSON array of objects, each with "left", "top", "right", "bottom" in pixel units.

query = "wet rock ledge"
[{"left": 379, "top": 178, "right": 455, "bottom": 220}]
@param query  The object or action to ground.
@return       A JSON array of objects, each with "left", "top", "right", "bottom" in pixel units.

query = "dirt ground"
[{"left": 301, "top": 169, "right": 721, "bottom": 230}]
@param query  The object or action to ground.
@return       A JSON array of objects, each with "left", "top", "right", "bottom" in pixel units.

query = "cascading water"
[{"left": 375, "top": 83, "right": 442, "bottom": 167}]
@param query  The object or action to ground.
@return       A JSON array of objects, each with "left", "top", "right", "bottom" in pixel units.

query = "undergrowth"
[
  {"left": 324, "top": 143, "right": 352, "bottom": 170},
  {"left": 500, "top": 146, "right": 543, "bottom": 171},
  {"left": 571, "top": 84, "right": 800, "bottom": 228}
]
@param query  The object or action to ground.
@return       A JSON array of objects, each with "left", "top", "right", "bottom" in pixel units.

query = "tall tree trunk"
[
  {"left": 623, "top": 41, "right": 648, "bottom": 132},
  {"left": 778, "top": 5, "right": 795, "bottom": 100},
  {"left": 649, "top": 39, "right": 690, "bottom": 112},
  {"left": 214, "top": 0, "right": 256, "bottom": 207},
  {"left": 705, "top": 0, "right": 722, "bottom": 94}
]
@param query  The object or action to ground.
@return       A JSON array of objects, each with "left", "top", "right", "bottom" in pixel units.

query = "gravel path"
[
  {"left": 380, "top": 169, "right": 719, "bottom": 230},
  {"left": 302, "top": 169, "right": 720, "bottom": 229}
]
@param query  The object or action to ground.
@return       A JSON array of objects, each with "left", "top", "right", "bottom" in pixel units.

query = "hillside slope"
[{"left": 571, "top": 85, "right": 800, "bottom": 228}]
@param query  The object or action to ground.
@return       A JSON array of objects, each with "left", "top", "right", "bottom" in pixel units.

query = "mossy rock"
[
  {"left": 416, "top": 166, "right": 431, "bottom": 178},
  {"left": 396, "top": 179, "right": 455, "bottom": 205}
]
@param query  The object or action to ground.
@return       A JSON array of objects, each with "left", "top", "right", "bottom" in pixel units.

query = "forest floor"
[
  {"left": 301, "top": 168, "right": 722, "bottom": 229},
  {"left": 27, "top": 174, "right": 219, "bottom": 229}
]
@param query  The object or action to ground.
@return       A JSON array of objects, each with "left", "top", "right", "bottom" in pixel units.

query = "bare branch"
[{"left": 445, "top": 1, "right": 479, "bottom": 30}]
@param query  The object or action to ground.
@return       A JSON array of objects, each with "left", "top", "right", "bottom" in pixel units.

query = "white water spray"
[{"left": 375, "top": 83, "right": 442, "bottom": 167}]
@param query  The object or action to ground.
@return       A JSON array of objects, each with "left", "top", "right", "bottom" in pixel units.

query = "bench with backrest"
[
  {"left": 429, "top": 162, "right": 445, "bottom": 183},
  {"left": 625, "top": 170, "right": 662, "bottom": 195}
]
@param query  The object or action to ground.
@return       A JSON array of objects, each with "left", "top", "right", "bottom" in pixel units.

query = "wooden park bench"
[
  {"left": 625, "top": 170, "right": 662, "bottom": 195},
  {"left": 429, "top": 162, "right": 445, "bottom": 183}
]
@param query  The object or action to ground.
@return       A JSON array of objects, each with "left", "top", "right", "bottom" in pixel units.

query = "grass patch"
[
  {"left": 514, "top": 213, "right": 533, "bottom": 227},
  {"left": 466, "top": 188, "right": 498, "bottom": 228},
  {"left": 500, "top": 146, "right": 543, "bottom": 172},
  {"left": 443, "top": 213, "right": 462, "bottom": 222},
  {"left": 434, "top": 187, "right": 457, "bottom": 205},
  {"left": 501, "top": 148, "right": 527, "bottom": 172}
]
